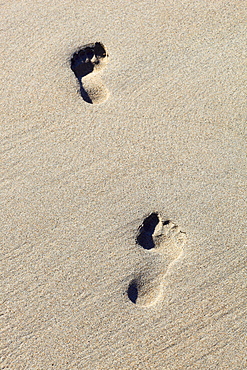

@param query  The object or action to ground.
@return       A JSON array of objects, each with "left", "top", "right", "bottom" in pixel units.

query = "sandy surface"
[{"left": 1, "top": 0, "right": 246, "bottom": 369}]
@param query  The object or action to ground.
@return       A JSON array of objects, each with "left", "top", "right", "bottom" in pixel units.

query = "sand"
[{"left": 1, "top": 0, "right": 246, "bottom": 369}]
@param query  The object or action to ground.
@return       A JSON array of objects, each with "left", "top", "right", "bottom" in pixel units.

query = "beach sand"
[{"left": 1, "top": 0, "right": 246, "bottom": 369}]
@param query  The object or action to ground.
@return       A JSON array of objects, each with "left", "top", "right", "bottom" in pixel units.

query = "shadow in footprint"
[
  {"left": 136, "top": 212, "right": 160, "bottom": 250},
  {"left": 127, "top": 280, "right": 138, "bottom": 304},
  {"left": 71, "top": 42, "right": 109, "bottom": 104}
]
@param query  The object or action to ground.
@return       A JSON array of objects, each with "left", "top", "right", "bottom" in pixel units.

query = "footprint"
[
  {"left": 71, "top": 42, "right": 109, "bottom": 104},
  {"left": 127, "top": 212, "right": 186, "bottom": 307}
]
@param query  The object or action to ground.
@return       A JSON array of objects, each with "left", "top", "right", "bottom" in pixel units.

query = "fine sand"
[{"left": 1, "top": 0, "right": 246, "bottom": 369}]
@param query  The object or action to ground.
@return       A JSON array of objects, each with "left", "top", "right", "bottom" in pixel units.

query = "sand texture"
[{"left": 1, "top": 0, "right": 246, "bottom": 369}]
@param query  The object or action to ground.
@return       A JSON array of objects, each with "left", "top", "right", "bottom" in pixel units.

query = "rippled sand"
[{"left": 1, "top": 0, "right": 246, "bottom": 369}]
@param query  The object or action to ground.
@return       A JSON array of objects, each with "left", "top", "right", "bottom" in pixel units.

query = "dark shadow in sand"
[
  {"left": 70, "top": 42, "right": 107, "bottom": 104},
  {"left": 136, "top": 213, "right": 160, "bottom": 250},
  {"left": 128, "top": 280, "right": 138, "bottom": 304}
]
